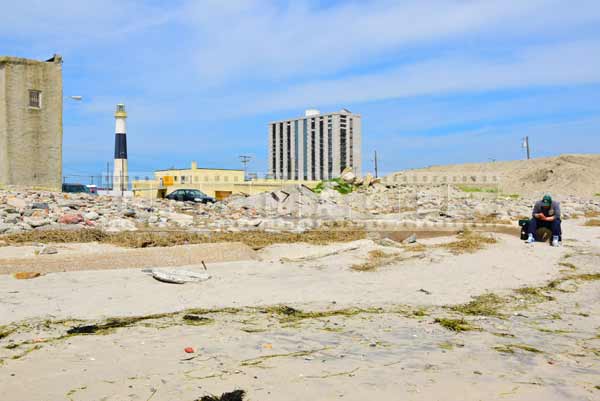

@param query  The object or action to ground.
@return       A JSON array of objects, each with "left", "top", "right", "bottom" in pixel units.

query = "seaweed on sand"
[{"left": 197, "top": 390, "right": 246, "bottom": 401}]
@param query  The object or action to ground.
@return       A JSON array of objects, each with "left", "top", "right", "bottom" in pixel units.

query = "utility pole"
[
  {"left": 374, "top": 150, "right": 379, "bottom": 178},
  {"left": 522, "top": 136, "right": 531, "bottom": 160},
  {"left": 239, "top": 155, "right": 252, "bottom": 180}
]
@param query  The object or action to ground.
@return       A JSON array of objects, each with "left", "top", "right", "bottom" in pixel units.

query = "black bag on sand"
[{"left": 518, "top": 219, "right": 530, "bottom": 240}]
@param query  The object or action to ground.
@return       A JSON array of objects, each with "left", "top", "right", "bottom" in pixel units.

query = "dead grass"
[
  {"left": 474, "top": 213, "right": 512, "bottom": 225},
  {"left": 584, "top": 210, "right": 600, "bottom": 218},
  {"left": 584, "top": 219, "right": 600, "bottom": 227},
  {"left": 350, "top": 249, "right": 402, "bottom": 272},
  {"left": 0, "top": 228, "right": 366, "bottom": 249},
  {"left": 402, "top": 243, "right": 427, "bottom": 253},
  {"left": 440, "top": 230, "right": 497, "bottom": 254},
  {"left": 1, "top": 229, "right": 108, "bottom": 245}
]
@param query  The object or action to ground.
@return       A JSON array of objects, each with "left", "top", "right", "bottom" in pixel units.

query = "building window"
[
  {"left": 181, "top": 176, "right": 186, "bottom": 183},
  {"left": 215, "top": 175, "right": 220, "bottom": 182},
  {"left": 294, "top": 120, "right": 299, "bottom": 180},
  {"left": 319, "top": 120, "right": 324, "bottom": 179},
  {"left": 174, "top": 176, "right": 178, "bottom": 182},
  {"left": 271, "top": 124, "right": 276, "bottom": 176},
  {"left": 303, "top": 119, "right": 308, "bottom": 180},
  {"left": 340, "top": 128, "right": 347, "bottom": 172},
  {"left": 29, "top": 90, "right": 42, "bottom": 108},
  {"left": 328, "top": 119, "right": 333, "bottom": 179},
  {"left": 234, "top": 176, "right": 239, "bottom": 182},
  {"left": 286, "top": 123, "right": 291, "bottom": 179},
  {"left": 311, "top": 129, "right": 316, "bottom": 179},
  {"left": 204, "top": 176, "right": 209, "bottom": 182},
  {"left": 279, "top": 122, "right": 284, "bottom": 175},
  {"left": 194, "top": 176, "right": 198, "bottom": 182},
  {"left": 224, "top": 176, "right": 229, "bottom": 182}
]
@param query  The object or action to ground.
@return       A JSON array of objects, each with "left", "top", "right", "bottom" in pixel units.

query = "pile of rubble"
[
  {"left": 0, "top": 185, "right": 362, "bottom": 235},
  {"left": 226, "top": 184, "right": 358, "bottom": 220},
  {"left": 320, "top": 182, "right": 600, "bottom": 222},
  {"left": 340, "top": 167, "right": 380, "bottom": 188},
  {"left": 1, "top": 185, "right": 598, "bottom": 236},
  {"left": 0, "top": 190, "right": 220, "bottom": 235}
]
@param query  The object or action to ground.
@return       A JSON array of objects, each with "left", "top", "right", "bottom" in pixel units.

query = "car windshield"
[
  {"left": 64, "top": 184, "right": 89, "bottom": 193},
  {"left": 188, "top": 190, "right": 206, "bottom": 197}
]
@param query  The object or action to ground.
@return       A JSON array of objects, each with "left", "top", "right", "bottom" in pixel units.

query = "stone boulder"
[
  {"left": 58, "top": 214, "right": 84, "bottom": 224},
  {"left": 104, "top": 218, "right": 138, "bottom": 232},
  {"left": 84, "top": 211, "right": 100, "bottom": 221}
]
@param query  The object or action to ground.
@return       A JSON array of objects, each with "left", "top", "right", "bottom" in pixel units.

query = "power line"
[{"left": 239, "top": 155, "right": 252, "bottom": 180}]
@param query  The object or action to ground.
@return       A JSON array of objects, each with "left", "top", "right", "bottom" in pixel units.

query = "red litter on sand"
[{"left": 184, "top": 347, "right": 195, "bottom": 353}]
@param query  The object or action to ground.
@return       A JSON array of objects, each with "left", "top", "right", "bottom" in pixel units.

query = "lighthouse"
[{"left": 113, "top": 104, "right": 128, "bottom": 193}]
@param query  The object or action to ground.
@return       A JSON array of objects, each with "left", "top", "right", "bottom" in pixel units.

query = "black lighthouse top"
[{"left": 114, "top": 104, "right": 128, "bottom": 159}]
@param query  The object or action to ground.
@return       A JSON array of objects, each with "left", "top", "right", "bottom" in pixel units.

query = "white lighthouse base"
[{"left": 113, "top": 158, "right": 129, "bottom": 193}]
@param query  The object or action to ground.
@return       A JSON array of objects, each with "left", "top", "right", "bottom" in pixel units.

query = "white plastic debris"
[{"left": 143, "top": 268, "right": 211, "bottom": 284}]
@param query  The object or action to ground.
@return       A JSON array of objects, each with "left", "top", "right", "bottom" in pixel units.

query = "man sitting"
[{"left": 527, "top": 195, "right": 561, "bottom": 246}]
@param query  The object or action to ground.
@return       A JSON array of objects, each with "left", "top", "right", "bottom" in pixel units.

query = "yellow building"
[{"left": 132, "top": 161, "right": 319, "bottom": 200}]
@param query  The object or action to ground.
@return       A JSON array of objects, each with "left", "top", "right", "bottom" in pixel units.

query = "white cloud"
[
  {"left": 0, "top": 0, "right": 178, "bottom": 50},
  {"left": 228, "top": 39, "right": 600, "bottom": 115},
  {"left": 181, "top": 0, "right": 600, "bottom": 85}
]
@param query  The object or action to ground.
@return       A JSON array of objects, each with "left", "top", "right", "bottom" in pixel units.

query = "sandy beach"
[{"left": 1, "top": 218, "right": 599, "bottom": 400}]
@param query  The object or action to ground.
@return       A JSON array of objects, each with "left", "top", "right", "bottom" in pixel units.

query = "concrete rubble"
[
  {"left": 0, "top": 185, "right": 599, "bottom": 235},
  {"left": 227, "top": 184, "right": 357, "bottom": 220}
]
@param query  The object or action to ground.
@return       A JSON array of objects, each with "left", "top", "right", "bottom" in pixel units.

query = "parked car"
[
  {"left": 165, "top": 189, "right": 215, "bottom": 203},
  {"left": 62, "top": 183, "right": 92, "bottom": 194}
]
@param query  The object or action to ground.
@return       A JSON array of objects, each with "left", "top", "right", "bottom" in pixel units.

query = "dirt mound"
[{"left": 388, "top": 154, "right": 600, "bottom": 197}]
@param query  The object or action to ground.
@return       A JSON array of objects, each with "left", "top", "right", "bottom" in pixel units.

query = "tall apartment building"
[
  {"left": 268, "top": 109, "right": 361, "bottom": 180},
  {"left": 0, "top": 55, "right": 63, "bottom": 191}
]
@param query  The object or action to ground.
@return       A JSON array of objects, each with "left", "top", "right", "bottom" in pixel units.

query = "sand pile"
[{"left": 388, "top": 154, "right": 600, "bottom": 197}]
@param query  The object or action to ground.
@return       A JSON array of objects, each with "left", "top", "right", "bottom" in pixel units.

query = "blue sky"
[{"left": 3, "top": 0, "right": 600, "bottom": 179}]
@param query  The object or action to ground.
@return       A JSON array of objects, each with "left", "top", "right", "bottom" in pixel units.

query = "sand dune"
[{"left": 389, "top": 153, "right": 600, "bottom": 197}]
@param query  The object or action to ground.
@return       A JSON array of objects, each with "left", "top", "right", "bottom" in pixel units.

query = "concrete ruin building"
[
  {"left": 0, "top": 55, "right": 63, "bottom": 191},
  {"left": 268, "top": 109, "right": 362, "bottom": 181}
]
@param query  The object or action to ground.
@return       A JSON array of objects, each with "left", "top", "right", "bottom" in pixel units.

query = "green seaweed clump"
[
  {"left": 434, "top": 318, "right": 477, "bottom": 332},
  {"left": 452, "top": 293, "right": 506, "bottom": 317}
]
